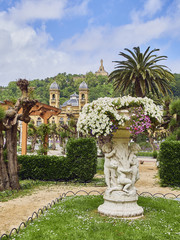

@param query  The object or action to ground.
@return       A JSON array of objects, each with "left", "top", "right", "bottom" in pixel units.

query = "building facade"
[
  {"left": 28, "top": 81, "right": 88, "bottom": 126},
  {"left": 48, "top": 81, "right": 89, "bottom": 125}
]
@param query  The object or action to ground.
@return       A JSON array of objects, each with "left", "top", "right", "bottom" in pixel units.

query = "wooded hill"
[{"left": 0, "top": 72, "right": 180, "bottom": 105}]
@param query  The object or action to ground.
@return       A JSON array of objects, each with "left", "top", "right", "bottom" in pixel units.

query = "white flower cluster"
[{"left": 77, "top": 96, "right": 163, "bottom": 138}]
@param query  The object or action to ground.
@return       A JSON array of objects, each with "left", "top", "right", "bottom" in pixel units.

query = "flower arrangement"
[
  {"left": 127, "top": 106, "right": 152, "bottom": 135},
  {"left": 77, "top": 96, "right": 162, "bottom": 138}
]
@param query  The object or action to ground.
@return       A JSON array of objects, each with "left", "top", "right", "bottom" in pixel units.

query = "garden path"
[{"left": 0, "top": 160, "right": 179, "bottom": 235}]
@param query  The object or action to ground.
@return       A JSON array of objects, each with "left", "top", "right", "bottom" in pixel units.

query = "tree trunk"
[
  {"left": 6, "top": 124, "right": 20, "bottom": 189},
  {"left": 31, "top": 134, "right": 37, "bottom": 152},
  {"left": 52, "top": 134, "right": 56, "bottom": 150},
  {"left": 135, "top": 80, "right": 144, "bottom": 97},
  {"left": 0, "top": 127, "right": 10, "bottom": 191}
]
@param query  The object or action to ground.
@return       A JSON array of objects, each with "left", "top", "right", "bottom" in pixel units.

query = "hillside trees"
[
  {"left": 0, "top": 73, "right": 115, "bottom": 104},
  {"left": 1, "top": 71, "right": 180, "bottom": 105},
  {"left": 172, "top": 74, "right": 180, "bottom": 97}
]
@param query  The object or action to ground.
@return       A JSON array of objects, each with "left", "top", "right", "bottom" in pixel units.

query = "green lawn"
[{"left": 7, "top": 195, "right": 180, "bottom": 240}]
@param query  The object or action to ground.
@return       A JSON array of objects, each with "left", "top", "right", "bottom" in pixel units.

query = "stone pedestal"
[
  {"left": 98, "top": 190, "right": 143, "bottom": 218},
  {"left": 98, "top": 124, "right": 143, "bottom": 218}
]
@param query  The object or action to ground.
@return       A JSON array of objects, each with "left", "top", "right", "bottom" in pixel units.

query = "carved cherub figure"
[
  {"left": 102, "top": 143, "right": 118, "bottom": 188},
  {"left": 128, "top": 143, "right": 141, "bottom": 185},
  {"left": 116, "top": 166, "right": 132, "bottom": 193}
]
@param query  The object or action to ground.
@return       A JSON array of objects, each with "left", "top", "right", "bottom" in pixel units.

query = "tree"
[
  {"left": 109, "top": 46, "right": 175, "bottom": 98},
  {"left": 28, "top": 120, "right": 38, "bottom": 152},
  {"left": 37, "top": 123, "right": 50, "bottom": 155},
  {"left": 169, "top": 98, "right": 180, "bottom": 140},
  {"left": 49, "top": 123, "right": 57, "bottom": 150},
  {"left": 0, "top": 79, "right": 37, "bottom": 190}
]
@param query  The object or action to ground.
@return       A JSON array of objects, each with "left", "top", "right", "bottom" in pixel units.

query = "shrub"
[
  {"left": 158, "top": 141, "right": 180, "bottom": 186},
  {"left": 18, "top": 138, "right": 97, "bottom": 182},
  {"left": 18, "top": 155, "right": 70, "bottom": 181},
  {"left": 66, "top": 137, "right": 97, "bottom": 182},
  {"left": 153, "top": 150, "right": 158, "bottom": 158}
]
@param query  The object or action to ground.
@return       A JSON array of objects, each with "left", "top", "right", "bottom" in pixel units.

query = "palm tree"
[{"left": 109, "top": 46, "right": 175, "bottom": 98}]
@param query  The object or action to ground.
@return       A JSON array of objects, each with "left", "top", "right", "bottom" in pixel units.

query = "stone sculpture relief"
[{"left": 102, "top": 142, "right": 141, "bottom": 197}]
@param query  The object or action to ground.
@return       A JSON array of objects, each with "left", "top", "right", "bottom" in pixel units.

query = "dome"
[
  {"left": 79, "top": 81, "right": 88, "bottom": 89},
  {"left": 50, "top": 81, "right": 60, "bottom": 90},
  {"left": 62, "top": 93, "right": 79, "bottom": 107}
]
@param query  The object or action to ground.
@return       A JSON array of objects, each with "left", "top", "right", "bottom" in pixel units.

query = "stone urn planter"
[
  {"left": 98, "top": 124, "right": 144, "bottom": 218},
  {"left": 77, "top": 96, "right": 162, "bottom": 218}
]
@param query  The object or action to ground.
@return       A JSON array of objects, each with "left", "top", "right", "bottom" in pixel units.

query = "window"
[
  {"left": 36, "top": 117, "right": 42, "bottom": 126},
  {"left": 59, "top": 118, "right": 64, "bottom": 124},
  {"left": 81, "top": 94, "right": 85, "bottom": 100},
  {"left": 52, "top": 94, "right": 55, "bottom": 100}
]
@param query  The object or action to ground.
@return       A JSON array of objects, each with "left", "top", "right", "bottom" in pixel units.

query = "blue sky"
[{"left": 0, "top": 0, "right": 180, "bottom": 86}]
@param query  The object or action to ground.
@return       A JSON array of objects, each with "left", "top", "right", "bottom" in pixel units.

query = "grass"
[
  {"left": 0, "top": 180, "right": 56, "bottom": 202},
  {"left": 6, "top": 195, "right": 180, "bottom": 240}
]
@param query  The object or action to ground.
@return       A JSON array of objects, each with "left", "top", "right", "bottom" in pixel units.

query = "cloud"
[
  {"left": 143, "top": 0, "right": 163, "bottom": 17},
  {"left": 8, "top": 0, "right": 67, "bottom": 23},
  {"left": 131, "top": 0, "right": 164, "bottom": 22},
  {"left": 0, "top": 0, "right": 180, "bottom": 86},
  {"left": 0, "top": 0, "right": 93, "bottom": 86},
  {"left": 65, "top": 0, "right": 90, "bottom": 17}
]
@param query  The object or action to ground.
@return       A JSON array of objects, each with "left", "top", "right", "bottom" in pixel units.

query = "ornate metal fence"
[{"left": 0, "top": 189, "right": 180, "bottom": 239}]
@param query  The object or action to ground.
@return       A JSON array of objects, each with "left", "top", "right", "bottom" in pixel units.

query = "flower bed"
[{"left": 77, "top": 96, "right": 162, "bottom": 138}]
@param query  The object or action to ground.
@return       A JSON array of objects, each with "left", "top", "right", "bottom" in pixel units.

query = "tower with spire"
[
  {"left": 49, "top": 81, "right": 60, "bottom": 108},
  {"left": 95, "top": 59, "right": 108, "bottom": 76}
]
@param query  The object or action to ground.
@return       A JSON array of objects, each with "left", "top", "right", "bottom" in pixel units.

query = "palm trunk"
[{"left": 135, "top": 80, "right": 144, "bottom": 97}]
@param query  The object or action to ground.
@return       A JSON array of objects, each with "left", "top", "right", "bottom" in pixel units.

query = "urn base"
[{"left": 98, "top": 194, "right": 144, "bottom": 218}]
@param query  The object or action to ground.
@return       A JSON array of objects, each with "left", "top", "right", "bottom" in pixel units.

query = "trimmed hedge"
[
  {"left": 18, "top": 137, "right": 97, "bottom": 182},
  {"left": 158, "top": 141, "right": 180, "bottom": 187},
  {"left": 66, "top": 137, "right": 97, "bottom": 182},
  {"left": 18, "top": 155, "right": 70, "bottom": 181}
]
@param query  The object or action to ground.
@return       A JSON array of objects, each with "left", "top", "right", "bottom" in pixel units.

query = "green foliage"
[
  {"left": 37, "top": 123, "right": 50, "bottom": 155},
  {"left": 158, "top": 141, "right": 180, "bottom": 186},
  {"left": 153, "top": 150, "right": 158, "bottom": 158},
  {"left": 96, "top": 158, "right": 105, "bottom": 174},
  {"left": 0, "top": 72, "right": 116, "bottom": 104},
  {"left": 18, "top": 138, "right": 97, "bottom": 182},
  {"left": 18, "top": 155, "right": 70, "bottom": 181},
  {"left": 66, "top": 138, "right": 97, "bottom": 182},
  {"left": 172, "top": 74, "right": 180, "bottom": 97},
  {"left": 170, "top": 98, "right": 180, "bottom": 115},
  {"left": 109, "top": 46, "right": 175, "bottom": 98},
  {"left": 0, "top": 81, "right": 21, "bottom": 102},
  {"left": 0, "top": 106, "right": 5, "bottom": 120},
  {"left": 137, "top": 152, "right": 154, "bottom": 157},
  {"left": 168, "top": 98, "right": 180, "bottom": 140},
  {"left": 0, "top": 71, "right": 180, "bottom": 105}
]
